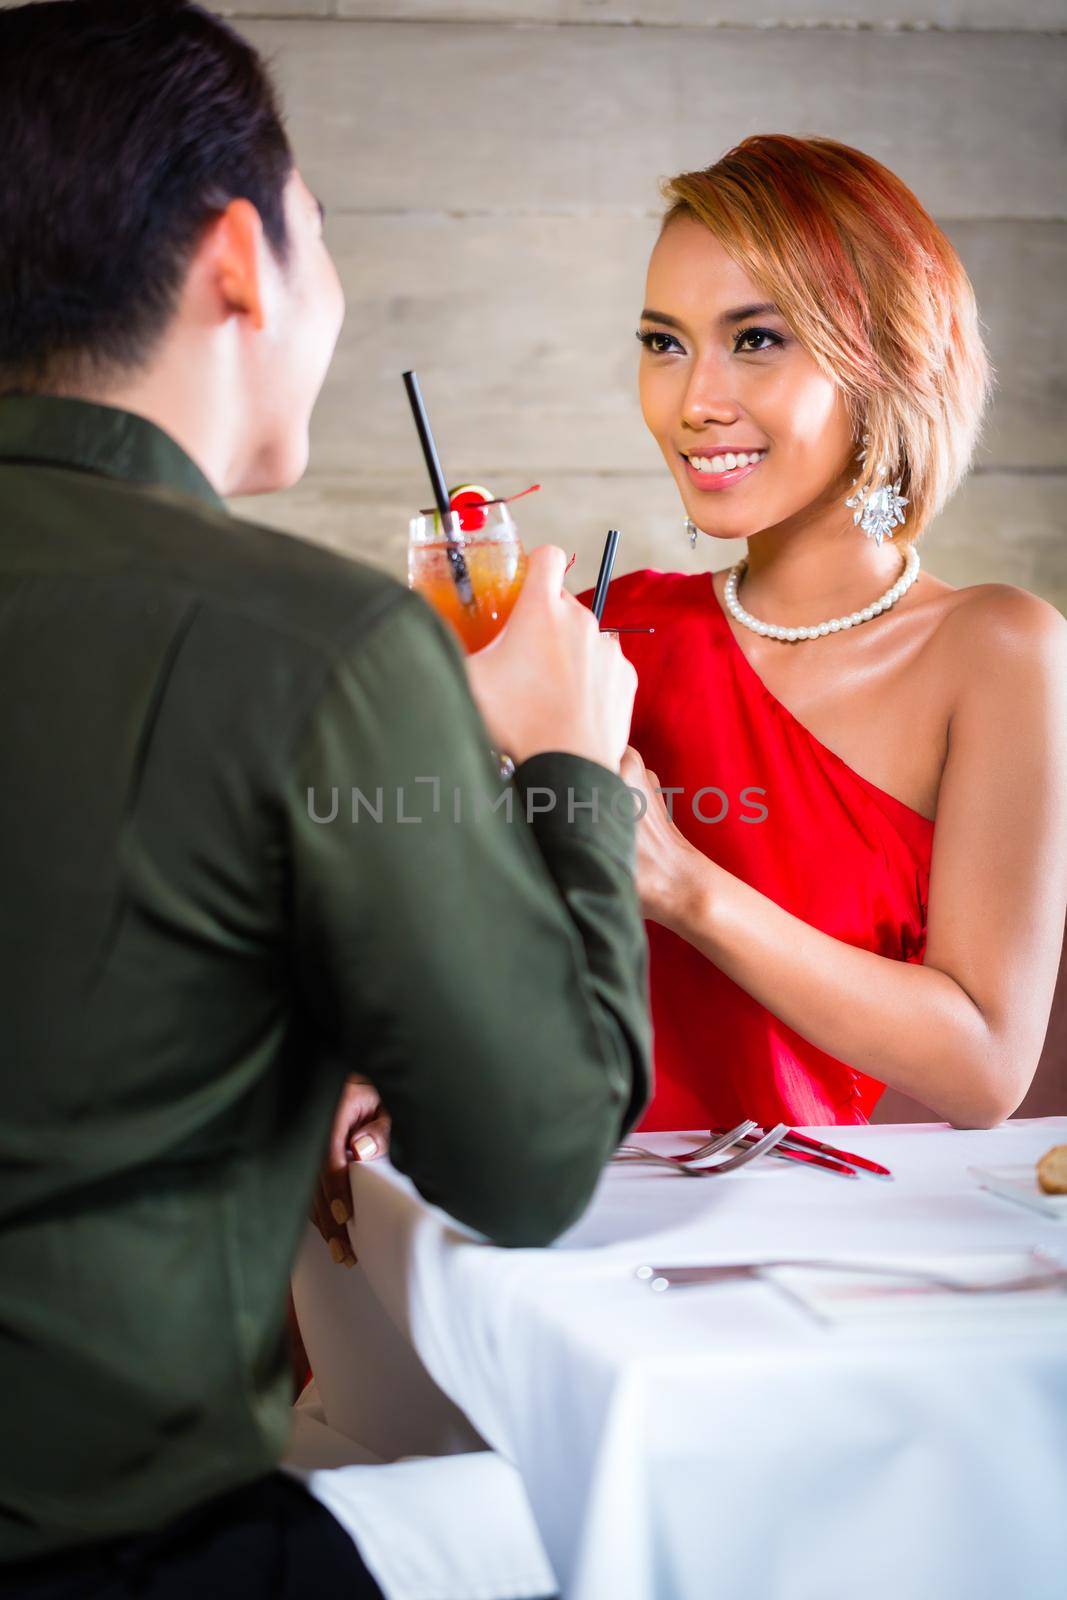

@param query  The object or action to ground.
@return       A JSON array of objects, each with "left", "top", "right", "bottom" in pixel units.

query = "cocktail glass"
[{"left": 408, "top": 501, "right": 527, "bottom": 655}]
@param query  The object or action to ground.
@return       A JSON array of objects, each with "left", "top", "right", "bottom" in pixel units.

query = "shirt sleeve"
[{"left": 283, "top": 589, "right": 651, "bottom": 1247}]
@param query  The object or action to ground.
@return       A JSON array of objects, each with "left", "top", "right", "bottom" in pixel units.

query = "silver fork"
[
  {"left": 614, "top": 1121, "right": 758, "bottom": 1174},
  {"left": 636, "top": 1251, "right": 1067, "bottom": 1295},
  {"left": 614, "top": 1122, "right": 784, "bottom": 1177}
]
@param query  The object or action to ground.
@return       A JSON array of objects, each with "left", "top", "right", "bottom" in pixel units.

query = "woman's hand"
[
  {"left": 620, "top": 744, "right": 708, "bottom": 932},
  {"left": 310, "top": 1074, "right": 391, "bottom": 1268}
]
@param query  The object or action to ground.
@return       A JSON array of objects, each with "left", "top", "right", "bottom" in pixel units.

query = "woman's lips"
[{"left": 682, "top": 453, "right": 765, "bottom": 492}]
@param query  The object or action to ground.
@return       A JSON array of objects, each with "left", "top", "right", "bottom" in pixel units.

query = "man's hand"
[
  {"left": 310, "top": 1074, "right": 390, "bottom": 1267},
  {"left": 465, "top": 544, "right": 637, "bottom": 773}
]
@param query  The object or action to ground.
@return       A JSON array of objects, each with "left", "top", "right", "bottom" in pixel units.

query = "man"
[{"left": 0, "top": 3, "right": 651, "bottom": 1595}]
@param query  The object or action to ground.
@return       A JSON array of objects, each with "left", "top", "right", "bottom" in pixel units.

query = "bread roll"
[{"left": 1036, "top": 1144, "right": 1067, "bottom": 1195}]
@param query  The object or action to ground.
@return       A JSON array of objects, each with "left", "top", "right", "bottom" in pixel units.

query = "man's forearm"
[{"left": 290, "top": 601, "right": 652, "bottom": 1250}]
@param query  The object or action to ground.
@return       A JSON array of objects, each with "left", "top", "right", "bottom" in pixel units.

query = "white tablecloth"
[{"left": 299, "top": 1118, "right": 1067, "bottom": 1600}]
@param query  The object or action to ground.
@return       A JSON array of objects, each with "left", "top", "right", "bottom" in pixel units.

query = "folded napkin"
[{"left": 970, "top": 1164, "right": 1067, "bottom": 1221}]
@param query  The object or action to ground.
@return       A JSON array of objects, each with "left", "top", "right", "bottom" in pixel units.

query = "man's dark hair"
[{"left": 0, "top": 0, "right": 293, "bottom": 393}]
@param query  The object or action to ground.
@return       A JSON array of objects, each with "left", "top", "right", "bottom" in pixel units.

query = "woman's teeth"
[{"left": 688, "top": 449, "right": 766, "bottom": 473}]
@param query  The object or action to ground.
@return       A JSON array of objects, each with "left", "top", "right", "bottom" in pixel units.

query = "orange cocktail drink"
[{"left": 408, "top": 501, "right": 527, "bottom": 655}]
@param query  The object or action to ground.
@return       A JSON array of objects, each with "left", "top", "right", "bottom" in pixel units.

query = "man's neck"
[{"left": 62, "top": 343, "right": 242, "bottom": 498}]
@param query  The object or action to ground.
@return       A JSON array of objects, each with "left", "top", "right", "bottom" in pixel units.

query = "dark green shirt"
[{"left": 0, "top": 395, "right": 651, "bottom": 1564}]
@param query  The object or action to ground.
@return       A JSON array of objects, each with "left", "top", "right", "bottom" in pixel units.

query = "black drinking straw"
[
  {"left": 402, "top": 369, "right": 475, "bottom": 609},
  {"left": 590, "top": 528, "right": 621, "bottom": 622}
]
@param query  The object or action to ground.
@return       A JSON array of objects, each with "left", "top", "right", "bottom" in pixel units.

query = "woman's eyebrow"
[
  {"left": 639, "top": 308, "right": 685, "bottom": 329},
  {"left": 640, "top": 302, "right": 781, "bottom": 330},
  {"left": 718, "top": 301, "right": 780, "bottom": 323}
]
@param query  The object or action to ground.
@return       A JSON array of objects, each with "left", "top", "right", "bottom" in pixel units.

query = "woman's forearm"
[{"left": 663, "top": 853, "right": 1020, "bottom": 1127}]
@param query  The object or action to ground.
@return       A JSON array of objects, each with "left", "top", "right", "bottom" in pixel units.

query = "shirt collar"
[{"left": 0, "top": 394, "right": 226, "bottom": 512}]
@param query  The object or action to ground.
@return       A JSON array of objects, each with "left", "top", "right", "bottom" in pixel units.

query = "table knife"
[
  {"left": 755, "top": 1139, "right": 859, "bottom": 1178},
  {"left": 782, "top": 1129, "right": 893, "bottom": 1179}
]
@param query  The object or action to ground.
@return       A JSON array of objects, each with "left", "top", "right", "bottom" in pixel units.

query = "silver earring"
[
  {"left": 845, "top": 435, "right": 908, "bottom": 547},
  {"left": 684, "top": 517, "right": 699, "bottom": 549}
]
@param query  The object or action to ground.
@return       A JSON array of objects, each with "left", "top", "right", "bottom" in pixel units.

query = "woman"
[{"left": 584, "top": 134, "right": 1067, "bottom": 1132}]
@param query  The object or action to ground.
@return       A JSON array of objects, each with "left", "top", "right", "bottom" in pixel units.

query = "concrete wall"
[{"left": 214, "top": 1, "right": 1066, "bottom": 628}]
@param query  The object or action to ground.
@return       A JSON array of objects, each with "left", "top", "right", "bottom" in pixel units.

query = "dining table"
[{"left": 292, "top": 1116, "right": 1067, "bottom": 1600}]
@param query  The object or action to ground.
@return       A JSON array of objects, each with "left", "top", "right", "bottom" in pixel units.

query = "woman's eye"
[
  {"left": 734, "top": 326, "right": 784, "bottom": 354},
  {"left": 636, "top": 329, "right": 683, "bottom": 355}
]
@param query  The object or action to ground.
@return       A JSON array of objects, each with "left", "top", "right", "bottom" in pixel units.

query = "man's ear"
[{"left": 209, "top": 198, "right": 267, "bottom": 332}]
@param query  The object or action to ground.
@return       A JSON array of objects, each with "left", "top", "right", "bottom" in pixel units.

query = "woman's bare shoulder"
[
  {"left": 926, "top": 578, "right": 1067, "bottom": 720},
  {"left": 934, "top": 579, "right": 1067, "bottom": 655}
]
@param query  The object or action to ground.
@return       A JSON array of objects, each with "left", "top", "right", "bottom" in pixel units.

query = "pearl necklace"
[{"left": 724, "top": 544, "right": 920, "bottom": 642}]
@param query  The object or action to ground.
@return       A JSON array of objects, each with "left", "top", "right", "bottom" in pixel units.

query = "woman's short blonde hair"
[{"left": 661, "top": 135, "right": 993, "bottom": 540}]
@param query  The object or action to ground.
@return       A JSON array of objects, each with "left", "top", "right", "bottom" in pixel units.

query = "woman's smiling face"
[{"left": 638, "top": 216, "right": 857, "bottom": 542}]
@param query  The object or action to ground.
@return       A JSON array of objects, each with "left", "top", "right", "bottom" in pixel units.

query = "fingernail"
[
  {"left": 353, "top": 1134, "right": 377, "bottom": 1161},
  {"left": 330, "top": 1199, "right": 349, "bottom": 1225},
  {"left": 328, "top": 1239, "right": 344, "bottom": 1263},
  {"left": 342, "top": 1255, "right": 357, "bottom": 1269}
]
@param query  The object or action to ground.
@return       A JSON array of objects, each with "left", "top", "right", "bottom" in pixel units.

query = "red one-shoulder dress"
[{"left": 581, "top": 568, "right": 934, "bottom": 1131}]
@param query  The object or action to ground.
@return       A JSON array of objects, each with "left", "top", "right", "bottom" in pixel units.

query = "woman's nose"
[{"left": 681, "top": 367, "right": 740, "bottom": 431}]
